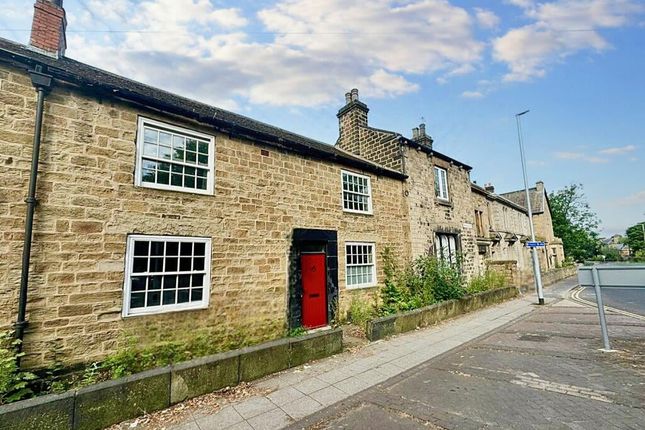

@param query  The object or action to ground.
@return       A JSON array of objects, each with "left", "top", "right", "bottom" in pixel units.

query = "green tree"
[
  {"left": 624, "top": 222, "right": 645, "bottom": 255},
  {"left": 549, "top": 184, "right": 601, "bottom": 261},
  {"left": 599, "top": 245, "right": 622, "bottom": 261}
]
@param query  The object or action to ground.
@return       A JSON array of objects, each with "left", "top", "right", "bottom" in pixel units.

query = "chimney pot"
[
  {"left": 412, "top": 127, "right": 419, "bottom": 139},
  {"left": 351, "top": 88, "right": 359, "bottom": 101},
  {"left": 419, "top": 123, "right": 426, "bottom": 137},
  {"left": 345, "top": 92, "right": 351, "bottom": 104}
]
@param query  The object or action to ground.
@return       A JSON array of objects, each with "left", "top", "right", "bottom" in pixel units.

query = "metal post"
[
  {"left": 591, "top": 267, "right": 611, "bottom": 351},
  {"left": 516, "top": 110, "right": 544, "bottom": 305}
]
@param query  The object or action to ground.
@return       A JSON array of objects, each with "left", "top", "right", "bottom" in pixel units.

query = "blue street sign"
[{"left": 527, "top": 241, "right": 545, "bottom": 248}]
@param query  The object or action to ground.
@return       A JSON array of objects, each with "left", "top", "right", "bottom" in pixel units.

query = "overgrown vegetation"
[
  {"left": 466, "top": 270, "right": 507, "bottom": 295},
  {"left": 346, "top": 296, "right": 377, "bottom": 327},
  {"left": 0, "top": 331, "right": 37, "bottom": 405},
  {"left": 1, "top": 332, "right": 254, "bottom": 403},
  {"left": 379, "top": 248, "right": 464, "bottom": 316},
  {"left": 287, "top": 326, "right": 307, "bottom": 338}
]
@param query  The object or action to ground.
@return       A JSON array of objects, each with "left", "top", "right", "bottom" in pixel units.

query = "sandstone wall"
[
  {"left": 403, "top": 148, "right": 477, "bottom": 278},
  {"left": 0, "top": 64, "right": 410, "bottom": 368}
]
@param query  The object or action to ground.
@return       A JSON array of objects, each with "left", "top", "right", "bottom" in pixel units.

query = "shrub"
[
  {"left": 466, "top": 270, "right": 507, "bottom": 295},
  {"left": 0, "top": 331, "right": 37, "bottom": 404},
  {"left": 346, "top": 297, "right": 377, "bottom": 327},
  {"left": 416, "top": 255, "right": 464, "bottom": 302},
  {"left": 379, "top": 248, "right": 464, "bottom": 315},
  {"left": 634, "top": 250, "right": 645, "bottom": 262}
]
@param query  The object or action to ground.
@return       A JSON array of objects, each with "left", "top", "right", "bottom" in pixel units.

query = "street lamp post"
[{"left": 516, "top": 110, "right": 545, "bottom": 305}]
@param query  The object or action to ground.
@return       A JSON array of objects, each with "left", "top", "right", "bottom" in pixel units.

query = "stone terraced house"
[{"left": 0, "top": 0, "right": 564, "bottom": 369}]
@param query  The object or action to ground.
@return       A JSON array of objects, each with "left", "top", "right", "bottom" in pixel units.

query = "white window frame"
[
  {"left": 135, "top": 117, "right": 215, "bottom": 195},
  {"left": 122, "top": 234, "right": 211, "bottom": 317},
  {"left": 345, "top": 241, "right": 377, "bottom": 289},
  {"left": 434, "top": 166, "right": 449, "bottom": 201},
  {"left": 341, "top": 170, "right": 373, "bottom": 215}
]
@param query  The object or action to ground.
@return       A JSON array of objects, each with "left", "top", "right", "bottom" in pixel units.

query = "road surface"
[{"left": 579, "top": 286, "right": 645, "bottom": 316}]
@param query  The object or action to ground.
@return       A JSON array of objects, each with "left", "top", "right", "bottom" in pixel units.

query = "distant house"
[
  {"left": 500, "top": 182, "right": 566, "bottom": 269},
  {"left": 601, "top": 235, "right": 630, "bottom": 258},
  {"left": 0, "top": 0, "right": 565, "bottom": 370}
]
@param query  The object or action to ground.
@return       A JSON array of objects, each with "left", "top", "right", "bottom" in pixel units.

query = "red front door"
[{"left": 301, "top": 253, "right": 327, "bottom": 329}]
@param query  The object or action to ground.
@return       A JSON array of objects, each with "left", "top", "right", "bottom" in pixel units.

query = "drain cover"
[{"left": 518, "top": 334, "right": 550, "bottom": 342}]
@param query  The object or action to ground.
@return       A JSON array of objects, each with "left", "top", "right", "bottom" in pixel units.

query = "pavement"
[{"left": 165, "top": 277, "right": 645, "bottom": 430}]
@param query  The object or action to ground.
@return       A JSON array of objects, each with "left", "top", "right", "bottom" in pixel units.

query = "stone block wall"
[
  {"left": 0, "top": 64, "right": 410, "bottom": 368},
  {"left": 403, "top": 148, "right": 477, "bottom": 278},
  {"left": 354, "top": 127, "right": 402, "bottom": 172}
]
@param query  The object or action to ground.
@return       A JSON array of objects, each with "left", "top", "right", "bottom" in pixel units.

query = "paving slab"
[
  {"left": 309, "top": 386, "right": 348, "bottom": 407},
  {"left": 195, "top": 406, "right": 244, "bottom": 430},
  {"left": 246, "top": 408, "right": 292, "bottom": 430},
  {"left": 233, "top": 397, "right": 276, "bottom": 420}
]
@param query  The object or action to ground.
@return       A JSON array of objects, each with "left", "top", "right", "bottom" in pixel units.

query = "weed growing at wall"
[
  {"left": 0, "top": 331, "right": 37, "bottom": 405},
  {"left": 466, "top": 270, "right": 507, "bottom": 295},
  {"left": 379, "top": 247, "right": 464, "bottom": 316},
  {"left": 347, "top": 297, "right": 377, "bottom": 327}
]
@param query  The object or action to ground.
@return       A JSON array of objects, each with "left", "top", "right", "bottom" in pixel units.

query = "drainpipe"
[{"left": 15, "top": 65, "right": 52, "bottom": 362}]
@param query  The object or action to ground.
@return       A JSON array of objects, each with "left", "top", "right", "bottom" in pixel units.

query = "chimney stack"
[
  {"left": 336, "top": 89, "right": 369, "bottom": 154},
  {"left": 30, "top": 0, "right": 67, "bottom": 58},
  {"left": 411, "top": 121, "right": 433, "bottom": 149},
  {"left": 484, "top": 183, "right": 495, "bottom": 193}
]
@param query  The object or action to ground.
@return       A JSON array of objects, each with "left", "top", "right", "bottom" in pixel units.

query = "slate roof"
[
  {"left": 471, "top": 183, "right": 528, "bottom": 214},
  {"left": 0, "top": 37, "right": 406, "bottom": 180},
  {"left": 499, "top": 187, "right": 545, "bottom": 214}
]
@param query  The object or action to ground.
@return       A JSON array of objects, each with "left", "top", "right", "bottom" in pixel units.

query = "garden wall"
[
  {"left": 366, "top": 286, "right": 519, "bottom": 341},
  {"left": 0, "top": 328, "right": 342, "bottom": 430}
]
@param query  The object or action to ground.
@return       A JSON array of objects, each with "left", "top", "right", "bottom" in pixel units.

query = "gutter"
[{"left": 15, "top": 65, "right": 52, "bottom": 363}]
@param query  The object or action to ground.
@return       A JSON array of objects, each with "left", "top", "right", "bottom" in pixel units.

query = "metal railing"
[{"left": 577, "top": 265, "right": 645, "bottom": 351}]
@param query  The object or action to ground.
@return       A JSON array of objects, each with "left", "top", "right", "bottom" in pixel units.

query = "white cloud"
[
  {"left": 62, "top": 0, "right": 483, "bottom": 109},
  {"left": 615, "top": 190, "right": 645, "bottom": 206},
  {"left": 554, "top": 151, "right": 608, "bottom": 163},
  {"left": 494, "top": 0, "right": 644, "bottom": 81},
  {"left": 598, "top": 144, "right": 638, "bottom": 155},
  {"left": 475, "top": 8, "right": 500, "bottom": 29},
  {"left": 461, "top": 90, "right": 484, "bottom": 99}
]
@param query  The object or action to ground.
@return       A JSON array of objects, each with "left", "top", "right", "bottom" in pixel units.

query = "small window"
[
  {"left": 341, "top": 170, "right": 372, "bottom": 214},
  {"left": 123, "top": 235, "right": 211, "bottom": 316},
  {"left": 434, "top": 233, "right": 459, "bottom": 265},
  {"left": 475, "top": 210, "right": 485, "bottom": 237},
  {"left": 135, "top": 117, "right": 214, "bottom": 195},
  {"left": 434, "top": 166, "right": 449, "bottom": 201},
  {"left": 346, "top": 242, "right": 376, "bottom": 288}
]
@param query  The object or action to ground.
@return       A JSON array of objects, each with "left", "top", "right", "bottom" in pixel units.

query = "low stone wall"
[
  {"left": 542, "top": 266, "right": 577, "bottom": 286},
  {"left": 518, "top": 265, "right": 577, "bottom": 293},
  {"left": 0, "top": 329, "right": 342, "bottom": 430},
  {"left": 366, "top": 286, "right": 519, "bottom": 341}
]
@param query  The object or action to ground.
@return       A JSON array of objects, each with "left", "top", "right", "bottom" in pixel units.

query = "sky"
[{"left": 1, "top": 0, "right": 644, "bottom": 236}]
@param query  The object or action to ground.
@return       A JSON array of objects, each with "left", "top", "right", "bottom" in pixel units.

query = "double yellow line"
[{"left": 569, "top": 286, "right": 645, "bottom": 322}]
